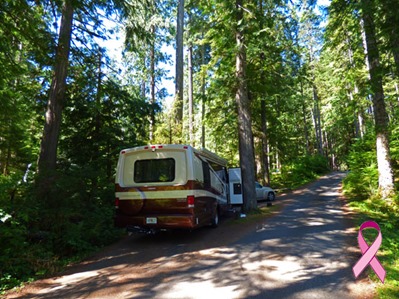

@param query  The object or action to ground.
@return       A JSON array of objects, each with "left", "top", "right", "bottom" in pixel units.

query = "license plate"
[{"left": 146, "top": 217, "right": 157, "bottom": 224}]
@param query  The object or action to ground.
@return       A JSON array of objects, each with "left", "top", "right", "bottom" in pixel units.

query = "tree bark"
[
  {"left": 37, "top": 0, "right": 74, "bottom": 177},
  {"left": 201, "top": 43, "right": 206, "bottom": 148},
  {"left": 312, "top": 85, "right": 323, "bottom": 155},
  {"left": 149, "top": 25, "right": 155, "bottom": 142},
  {"left": 260, "top": 99, "right": 270, "bottom": 186},
  {"left": 174, "top": 0, "right": 184, "bottom": 122},
  {"left": 236, "top": 0, "right": 257, "bottom": 212},
  {"left": 347, "top": 37, "right": 365, "bottom": 138},
  {"left": 258, "top": 0, "right": 269, "bottom": 186},
  {"left": 188, "top": 45, "right": 194, "bottom": 145},
  {"left": 300, "top": 80, "right": 310, "bottom": 154},
  {"left": 361, "top": 0, "right": 394, "bottom": 198}
]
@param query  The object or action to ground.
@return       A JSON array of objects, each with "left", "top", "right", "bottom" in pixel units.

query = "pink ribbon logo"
[{"left": 352, "top": 220, "right": 386, "bottom": 283}]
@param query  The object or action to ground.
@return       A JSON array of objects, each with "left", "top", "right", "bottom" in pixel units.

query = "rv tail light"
[
  {"left": 115, "top": 197, "right": 120, "bottom": 209},
  {"left": 187, "top": 195, "right": 195, "bottom": 208}
]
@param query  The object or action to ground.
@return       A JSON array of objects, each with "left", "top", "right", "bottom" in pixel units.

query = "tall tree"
[
  {"left": 0, "top": 1, "right": 51, "bottom": 175},
  {"left": 123, "top": 0, "right": 170, "bottom": 142},
  {"left": 37, "top": 0, "right": 74, "bottom": 180},
  {"left": 320, "top": 0, "right": 372, "bottom": 166},
  {"left": 235, "top": 0, "right": 256, "bottom": 212},
  {"left": 188, "top": 44, "right": 194, "bottom": 145},
  {"left": 360, "top": 0, "right": 394, "bottom": 198},
  {"left": 378, "top": 0, "right": 399, "bottom": 77},
  {"left": 257, "top": 0, "right": 269, "bottom": 186},
  {"left": 299, "top": 7, "right": 324, "bottom": 156},
  {"left": 174, "top": 0, "right": 185, "bottom": 122}
]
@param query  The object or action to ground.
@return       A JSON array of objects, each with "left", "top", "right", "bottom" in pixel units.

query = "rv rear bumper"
[{"left": 114, "top": 213, "right": 196, "bottom": 229}]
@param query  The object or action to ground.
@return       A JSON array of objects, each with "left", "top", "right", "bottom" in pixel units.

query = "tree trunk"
[
  {"left": 258, "top": 0, "right": 269, "bottom": 186},
  {"left": 361, "top": 0, "right": 394, "bottom": 198},
  {"left": 201, "top": 42, "right": 206, "bottom": 148},
  {"left": 95, "top": 49, "right": 102, "bottom": 149},
  {"left": 312, "top": 85, "right": 323, "bottom": 155},
  {"left": 149, "top": 25, "right": 156, "bottom": 142},
  {"left": 188, "top": 45, "right": 194, "bottom": 145},
  {"left": 300, "top": 80, "right": 310, "bottom": 154},
  {"left": 174, "top": 0, "right": 184, "bottom": 122},
  {"left": 235, "top": 0, "right": 257, "bottom": 212},
  {"left": 260, "top": 99, "right": 270, "bottom": 186},
  {"left": 347, "top": 37, "right": 365, "bottom": 138},
  {"left": 37, "top": 0, "right": 74, "bottom": 178}
]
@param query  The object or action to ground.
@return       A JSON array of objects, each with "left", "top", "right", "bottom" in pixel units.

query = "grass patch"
[
  {"left": 342, "top": 132, "right": 399, "bottom": 297},
  {"left": 346, "top": 195, "right": 399, "bottom": 298},
  {"left": 228, "top": 202, "right": 283, "bottom": 226}
]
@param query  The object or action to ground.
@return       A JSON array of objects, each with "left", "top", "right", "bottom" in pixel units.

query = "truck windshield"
[{"left": 134, "top": 158, "right": 175, "bottom": 183}]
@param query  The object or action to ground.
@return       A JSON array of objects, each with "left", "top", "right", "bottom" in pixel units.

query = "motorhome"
[{"left": 114, "top": 144, "right": 229, "bottom": 232}]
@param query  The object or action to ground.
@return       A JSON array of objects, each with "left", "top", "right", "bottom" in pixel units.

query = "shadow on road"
[{"left": 8, "top": 172, "right": 374, "bottom": 299}]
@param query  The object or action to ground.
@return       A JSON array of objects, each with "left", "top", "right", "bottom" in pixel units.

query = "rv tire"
[{"left": 211, "top": 205, "right": 219, "bottom": 228}]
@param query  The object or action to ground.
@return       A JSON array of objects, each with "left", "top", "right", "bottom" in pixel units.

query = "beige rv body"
[{"left": 114, "top": 144, "right": 228, "bottom": 230}]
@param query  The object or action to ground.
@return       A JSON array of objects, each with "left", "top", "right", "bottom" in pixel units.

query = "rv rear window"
[{"left": 134, "top": 158, "right": 175, "bottom": 183}]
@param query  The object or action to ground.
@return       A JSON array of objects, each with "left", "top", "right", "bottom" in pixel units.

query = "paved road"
[{"left": 7, "top": 172, "right": 375, "bottom": 299}]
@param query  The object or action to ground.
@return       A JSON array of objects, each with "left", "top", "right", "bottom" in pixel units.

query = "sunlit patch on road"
[
  {"left": 155, "top": 280, "right": 239, "bottom": 299},
  {"left": 36, "top": 271, "right": 100, "bottom": 295}
]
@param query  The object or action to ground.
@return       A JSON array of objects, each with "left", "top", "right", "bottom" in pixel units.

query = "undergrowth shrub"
[
  {"left": 342, "top": 130, "right": 399, "bottom": 298},
  {"left": 0, "top": 165, "right": 122, "bottom": 293},
  {"left": 272, "top": 154, "right": 330, "bottom": 188},
  {"left": 0, "top": 173, "right": 36, "bottom": 291},
  {"left": 343, "top": 134, "right": 378, "bottom": 199},
  {"left": 36, "top": 164, "right": 121, "bottom": 257},
  {"left": 347, "top": 194, "right": 399, "bottom": 298}
]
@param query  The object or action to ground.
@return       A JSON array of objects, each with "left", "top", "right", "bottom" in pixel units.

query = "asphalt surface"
[{"left": 6, "top": 172, "right": 375, "bottom": 299}]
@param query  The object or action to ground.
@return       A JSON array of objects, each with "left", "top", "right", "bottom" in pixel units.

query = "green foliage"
[
  {"left": 1, "top": 0, "right": 399, "bottom": 295},
  {"left": 272, "top": 154, "right": 330, "bottom": 189},
  {"left": 0, "top": 168, "right": 125, "bottom": 293},
  {"left": 35, "top": 166, "right": 122, "bottom": 256},
  {"left": 0, "top": 174, "right": 36, "bottom": 291},
  {"left": 0, "top": 0, "right": 48, "bottom": 176},
  {"left": 346, "top": 195, "right": 399, "bottom": 298},
  {"left": 343, "top": 134, "right": 379, "bottom": 199},
  {"left": 0, "top": 0, "right": 148, "bottom": 292},
  {"left": 343, "top": 129, "right": 399, "bottom": 297}
]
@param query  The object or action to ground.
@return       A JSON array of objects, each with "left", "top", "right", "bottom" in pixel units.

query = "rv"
[{"left": 114, "top": 144, "right": 229, "bottom": 232}]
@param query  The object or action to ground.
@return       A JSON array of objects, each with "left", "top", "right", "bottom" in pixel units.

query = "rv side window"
[
  {"left": 134, "top": 158, "right": 175, "bottom": 183},
  {"left": 202, "top": 161, "right": 211, "bottom": 189}
]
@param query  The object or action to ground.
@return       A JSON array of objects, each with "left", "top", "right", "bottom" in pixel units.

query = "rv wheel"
[{"left": 211, "top": 206, "right": 219, "bottom": 228}]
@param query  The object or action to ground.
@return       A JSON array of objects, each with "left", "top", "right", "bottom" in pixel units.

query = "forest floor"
[{"left": 5, "top": 172, "right": 376, "bottom": 299}]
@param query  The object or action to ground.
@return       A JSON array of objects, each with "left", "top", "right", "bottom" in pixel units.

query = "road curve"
[{"left": 6, "top": 172, "right": 375, "bottom": 299}]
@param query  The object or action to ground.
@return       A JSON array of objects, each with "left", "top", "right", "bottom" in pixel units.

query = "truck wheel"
[{"left": 211, "top": 205, "right": 219, "bottom": 228}]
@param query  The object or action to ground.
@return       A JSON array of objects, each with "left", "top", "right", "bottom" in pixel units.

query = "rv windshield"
[{"left": 134, "top": 158, "right": 175, "bottom": 183}]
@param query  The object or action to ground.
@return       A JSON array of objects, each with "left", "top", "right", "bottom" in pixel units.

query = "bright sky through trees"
[{"left": 103, "top": 0, "right": 332, "bottom": 109}]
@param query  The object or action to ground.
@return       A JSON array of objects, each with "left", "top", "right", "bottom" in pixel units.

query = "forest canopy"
[{"left": 0, "top": 0, "right": 398, "bottom": 293}]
